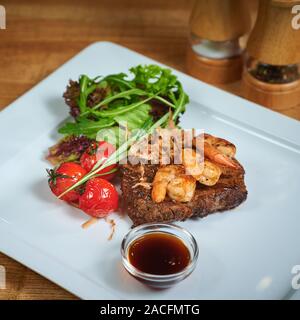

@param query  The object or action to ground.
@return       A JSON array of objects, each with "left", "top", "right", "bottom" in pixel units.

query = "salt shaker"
[{"left": 186, "top": 0, "right": 252, "bottom": 84}]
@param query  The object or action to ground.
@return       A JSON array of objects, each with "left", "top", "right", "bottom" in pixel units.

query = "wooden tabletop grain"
[{"left": 0, "top": 0, "right": 299, "bottom": 300}]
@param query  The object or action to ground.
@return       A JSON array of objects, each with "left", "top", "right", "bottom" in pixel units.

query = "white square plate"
[{"left": 0, "top": 42, "right": 300, "bottom": 300}]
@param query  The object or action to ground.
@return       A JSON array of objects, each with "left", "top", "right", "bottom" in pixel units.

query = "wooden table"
[{"left": 0, "top": 0, "right": 299, "bottom": 300}]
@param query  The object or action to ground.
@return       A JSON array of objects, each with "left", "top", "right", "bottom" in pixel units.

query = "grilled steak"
[{"left": 121, "top": 161, "right": 247, "bottom": 226}]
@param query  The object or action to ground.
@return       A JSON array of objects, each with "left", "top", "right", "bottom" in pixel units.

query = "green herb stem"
[{"left": 58, "top": 112, "right": 170, "bottom": 199}]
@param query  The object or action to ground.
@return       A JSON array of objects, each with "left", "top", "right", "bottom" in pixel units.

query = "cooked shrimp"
[
  {"left": 167, "top": 174, "right": 196, "bottom": 202},
  {"left": 204, "top": 133, "right": 236, "bottom": 158},
  {"left": 193, "top": 134, "right": 238, "bottom": 169},
  {"left": 151, "top": 165, "right": 180, "bottom": 203},
  {"left": 196, "top": 160, "right": 222, "bottom": 186},
  {"left": 204, "top": 142, "right": 238, "bottom": 169},
  {"left": 182, "top": 147, "right": 204, "bottom": 177},
  {"left": 152, "top": 165, "right": 197, "bottom": 203}
]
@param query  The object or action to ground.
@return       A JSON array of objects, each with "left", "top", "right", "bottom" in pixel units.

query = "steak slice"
[{"left": 121, "top": 161, "right": 247, "bottom": 226}]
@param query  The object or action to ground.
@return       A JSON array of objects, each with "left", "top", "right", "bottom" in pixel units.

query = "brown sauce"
[{"left": 128, "top": 232, "right": 190, "bottom": 275}]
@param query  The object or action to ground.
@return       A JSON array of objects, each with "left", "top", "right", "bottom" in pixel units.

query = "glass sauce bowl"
[{"left": 121, "top": 223, "right": 199, "bottom": 289}]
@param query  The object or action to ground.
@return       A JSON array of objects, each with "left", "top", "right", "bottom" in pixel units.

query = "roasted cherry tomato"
[
  {"left": 47, "top": 162, "right": 87, "bottom": 202},
  {"left": 80, "top": 141, "right": 117, "bottom": 180},
  {"left": 79, "top": 178, "right": 118, "bottom": 218}
]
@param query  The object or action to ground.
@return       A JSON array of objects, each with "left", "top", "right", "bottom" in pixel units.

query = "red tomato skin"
[
  {"left": 95, "top": 164, "right": 117, "bottom": 181},
  {"left": 79, "top": 178, "right": 118, "bottom": 218},
  {"left": 48, "top": 162, "right": 86, "bottom": 202},
  {"left": 79, "top": 143, "right": 97, "bottom": 172},
  {"left": 80, "top": 141, "right": 117, "bottom": 180}
]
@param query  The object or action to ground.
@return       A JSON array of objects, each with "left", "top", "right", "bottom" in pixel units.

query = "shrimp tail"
[
  {"left": 204, "top": 142, "right": 238, "bottom": 169},
  {"left": 212, "top": 153, "right": 239, "bottom": 169}
]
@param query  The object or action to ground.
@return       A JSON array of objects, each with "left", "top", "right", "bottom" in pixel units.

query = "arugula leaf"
[
  {"left": 93, "top": 95, "right": 154, "bottom": 118},
  {"left": 91, "top": 88, "right": 145, "bottom": 111},
  {"left": 130, "top": 65, "right": 177, "bottom": 95},
  {"left": 58, "top": 117, "right": 115, "bottom": 138},
  {"left": 104, "top": 73, "right": 134, "bottom": 90},
  {"left": 95, "top": 104, "right": 152, "bottom": 146},
  {"left": 114, "top": 103, "right": 152, "bottom": 130}
]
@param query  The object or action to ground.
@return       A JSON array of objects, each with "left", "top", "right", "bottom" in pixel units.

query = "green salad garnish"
[
  {"left": 59, "top": 65, "right": 189, "bottom": 140},
  {"left": 47, "top": 64, "right": 190, "bottom": 197}
]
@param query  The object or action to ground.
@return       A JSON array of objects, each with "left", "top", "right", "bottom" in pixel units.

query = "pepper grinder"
[
  {"left": 242, "top": 0, "right": 300, "bottom": 110},
  {"left": 186, "top": 0, "right": 252, "bottom": 84}
]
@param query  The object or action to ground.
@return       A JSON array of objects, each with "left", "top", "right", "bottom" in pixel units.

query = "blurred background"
[
  {"left": 0, "top": 1, "right": 195, "bottom": 109},
  {"left": 0, "top": 0, "right": 261, "bottom": 113}
]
